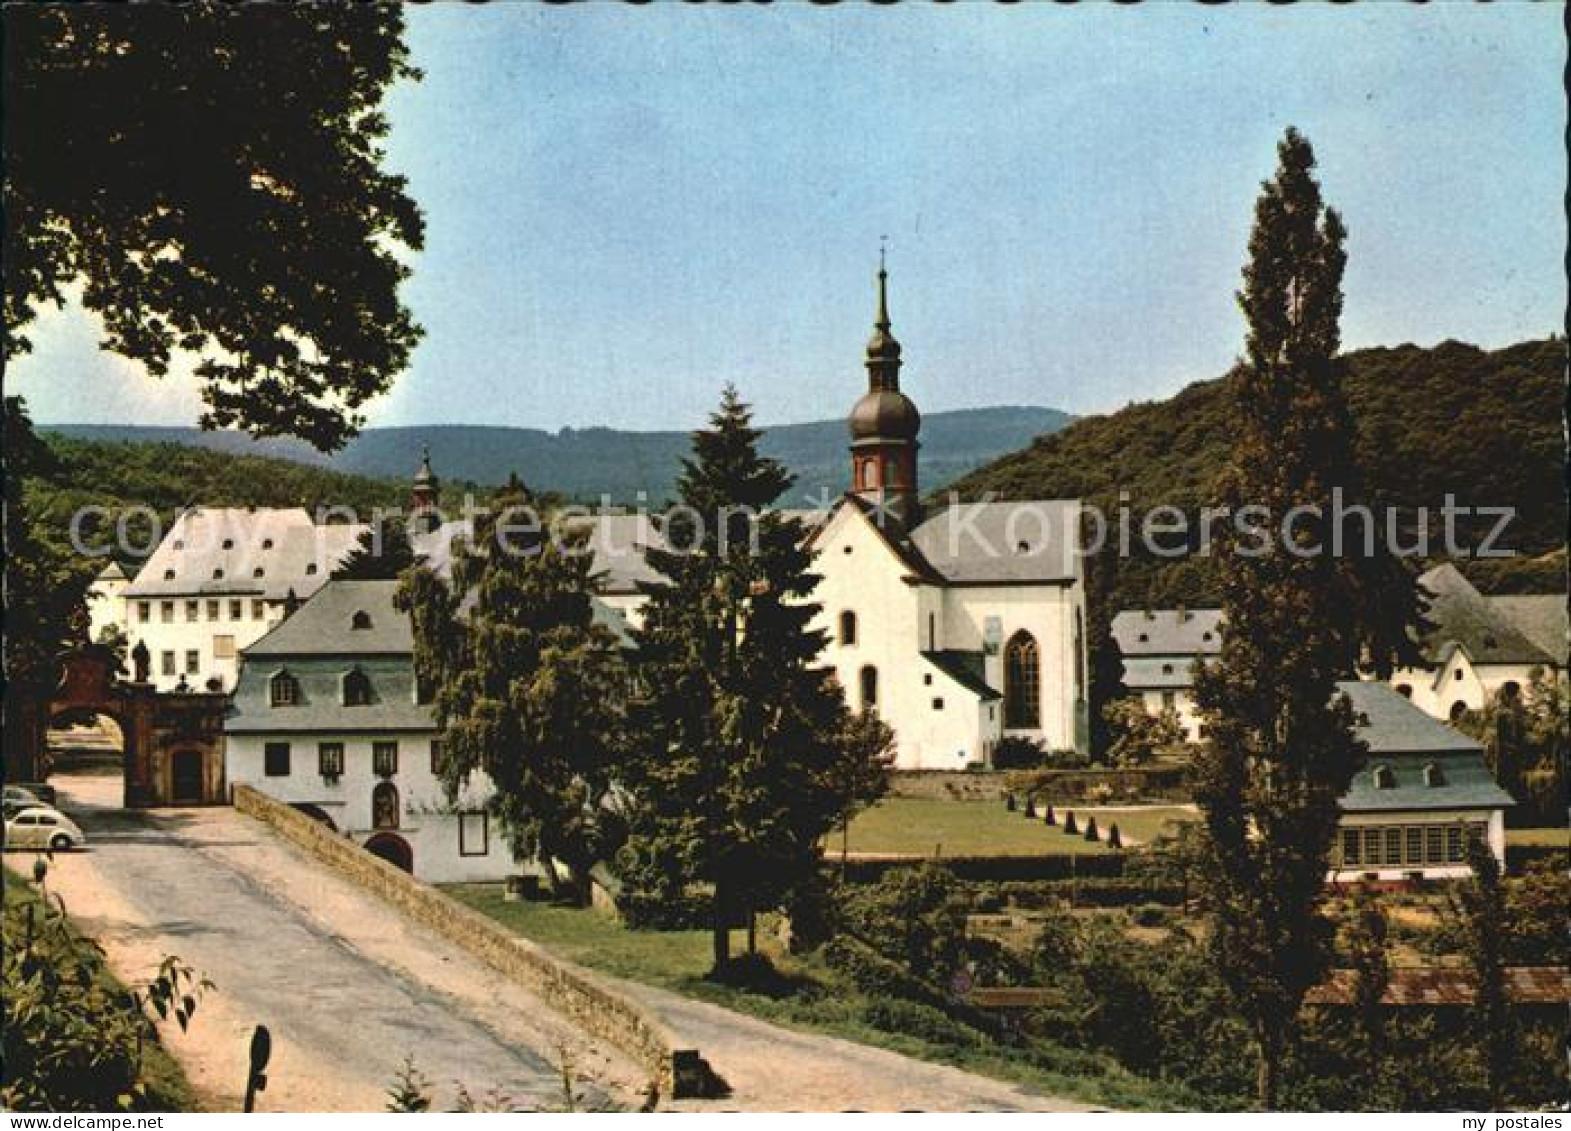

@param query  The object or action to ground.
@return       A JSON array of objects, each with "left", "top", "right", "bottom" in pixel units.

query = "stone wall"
[{"left": 233, "top": 785, "right": 707, "bottom": 1100}]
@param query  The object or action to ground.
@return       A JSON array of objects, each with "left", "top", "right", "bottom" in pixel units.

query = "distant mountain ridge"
[{"left": 43, "top": 405, "right": 1073, "bottom": 505}]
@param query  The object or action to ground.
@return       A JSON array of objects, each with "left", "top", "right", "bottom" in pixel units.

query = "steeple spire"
[
  {"left": 849, "top": 250, "right": 921, "bottom": 527},
  {"left": 865, "top": 248, "right": 902, "bottom": 385}
]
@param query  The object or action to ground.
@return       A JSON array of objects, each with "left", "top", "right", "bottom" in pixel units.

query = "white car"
[
  {"left": 3, "top": 807, "right": 86, "bottom": 852},
  {"left": 3, "top": 785, "right": 42, "bottom": 815}
]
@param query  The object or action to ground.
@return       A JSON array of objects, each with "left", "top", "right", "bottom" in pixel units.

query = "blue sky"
[{"left": 13, "top": 3, "right": 1564, "bottom": 433}]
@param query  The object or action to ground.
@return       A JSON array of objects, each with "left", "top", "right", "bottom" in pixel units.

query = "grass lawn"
[
  {"left": 839, "top": 796, "right": 1196, "bottom": 857},
  {"left": 2, "top": 866, "right": 199, "bottom": 1112},
  {"left": 1506, "top": 827, "right": 1569, "bottom": 848},
  {"left": 445, "top": 883, "right": 1206, "bottom": 1111}
]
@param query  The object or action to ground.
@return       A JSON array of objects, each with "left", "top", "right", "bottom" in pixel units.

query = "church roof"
[{"left": 909, "top": 501, "right": 1081, "bottom": 585}]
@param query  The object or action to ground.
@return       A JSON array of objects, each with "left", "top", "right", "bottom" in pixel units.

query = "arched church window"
[
  {"left": 1004, "top": 631, "right": 1040, "bottom": 729},
  {"left": 839, "top": 610, "right": 858, "bottom": 646},
  {"left": 859, "top": 665, "right": 879, "bottom": 711},
  {"left": 372, "top": 782, "right": 400, "bottom": 830}
]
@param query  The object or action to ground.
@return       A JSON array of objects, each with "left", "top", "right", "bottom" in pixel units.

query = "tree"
[
  {"left": 1189, "top": 129, "right": 1425, "bottom": 1109},
  {"left": 396, "top": 481, "right": 625, "bottom": 900},
  {"left": 1451, "top": 833, "right": 1513, "bottom": 1108},
  {"left": 1457, "top": 670, "right": 1568, "bottom": 824},
  {"left": 619, "top": 386, "right": 886, "bottom": 972},
  {"left": 1084, "top": 543, "right": 1128, "bottom": 760},
  {"left": 4, "top": 4, "right": 422, "bottom": 450},
  {"left": 1102, "top": 698, "right": 1184, "bottom": 767},
  {"left": 333, "top": 515, "right": 419, "bottom": 581}
]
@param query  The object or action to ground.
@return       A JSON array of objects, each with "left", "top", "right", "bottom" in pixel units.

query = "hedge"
[{"left": 839, "top": 853, "right": 1126, "bottom": 885}]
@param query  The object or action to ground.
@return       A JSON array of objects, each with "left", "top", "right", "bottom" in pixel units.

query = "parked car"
[
  {"left": 11, "top": 781, "right": 57, "bottom": 807},
  {"left": 3, "top": 807, "right": 86, "bottom": 852},
  {"left": 2, "top": 786, "right": 43, "bottom": 817}
]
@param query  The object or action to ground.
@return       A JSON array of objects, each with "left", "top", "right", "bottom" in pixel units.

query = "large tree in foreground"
[
  {"left": 620, "top": 387, "right": 889, "bottom": 972},
  {"left": 1191, "top": 129, "right": 1425, "bottom": 1108},
  {"left": 397, "top": 484, "right": 626, "bottom": 899},
  {"left": 3, "top": 4, "right": 423, "bottom": 449}
]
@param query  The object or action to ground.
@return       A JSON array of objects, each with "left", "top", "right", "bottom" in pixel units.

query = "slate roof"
[
  {"left": 244, "top": 579, "right": 411, "bottom": 657},
  {"left": 1122, "top": 655, "right": 1208, "bottom": 691},
  {"left": 1487, "top": 594, "right": 1568, "bottom": 667},
  {"left": 921, "top": 650, "right": 1000, "bottom": 700},
  {"left": 1111, "top": 608, "right": 1225, "bottom": 657},
  {"left": 126, "top": 508, "right": 362, "bottom": 601},
  {"left": 909, "top": 500, "right": 1080, "bottom": 585},
  {"left": 227, "top": 654, "right": 435, "bottom": 734},
  {"left": 1416, "top": 564, "right": 1553, "bottom": 667},
  {"left": 1337, "top": 681, "right": 1512, "bottom": 812}
]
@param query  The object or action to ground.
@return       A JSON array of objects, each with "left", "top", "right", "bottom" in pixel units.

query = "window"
[
  {"left": 1161, "top": 690, "right": 1177, "bottom": 711},
  {"left": 430, "top": 738, "right": 446, "bottom": 775},
  {"left": 230, "top": 599, "right": 243, "bottom": 620},
  {"left": 212, "top": 635, "right": 235, "bottom": 660},
  {"left": 923, "top": 673, "right": 933, "bottom": 686},
  {"left": 859, "top": 665, "right": 879, "bottom": 711},
  {"left": 1425, "top": 826, "right": 1444, "bottom": 864},
  {"left": 459, "top": 811, "right": 489, "bottom": 857},
  {"left": 264, "top": 742, "right": 291, "bottom": 777},
  {"left": 207, "top": 599, "right": 220, "bottom": 620},
  {"left": 185, "top": 650, "right": 200, "bottom": 675},
  {"left": 270, "top": 671, "right": 300, "bottom": 707},
  {"left": 1449, "top": 700, "right": 1468, "bottom": 722},
  {"left": 1384, "top": 827, "right": 1402, "bottom": 865},
  {"left": 932, "top": 697, "right": 945, "bottom": 710},
  {"left": 306, "top": 563, "right": 318, "bottom": 576},
  {"left": 161, "top": 651, "right": 176, "bottom": 676},
  {"left": 318, "top": 742, "right": 344, "bottom": 778},
  {"left": 373, "top": 741, "right": 398, "bottom": 778},
  {"left": 1445, "top": 826, "right": 1465, "bottom": 863},
  {"left": 212, "top": 568, "right": 224, "bottom": 580},
  {"left": 929, "top": 612, "right": 937, "bottom": 651},
  {"left": 1453, "top": 669, "right": 1463, "bottom": 682},
  {"left": 883, "top": 457, "right": 898, "bottom": 486},
  {"left": 163, "top": 569, "right": 176, "bottom": 580},
  {"left": 222, "top": 538, "right": 234, "bottom": 550},
  {"left": 839, "top": 610, "right": 857, "bottom": 646},
  {"left": 138, "top": 601, "right": 151, "bottom": 622},
  {"left": 1423, "top": 762, "right": 1445, "bottom": 787},
  {"left": 161, "top": 601, "right": 174, "bottom": 623},
  {"left": 351, "top": 610, "right": 373, "bottom": 631},
  {"left": 1394, "top": 683, "right": 1413, "bottom": 698},
  {"left": 859, "top": 461, "right": 876, "bottom": 490},
  {"left": 252, "top": 599, "right": 266, "bottom": 619},
  {"left": 1340, "top": 828, "right": 1361, "bottom": 866},
  {"left": 186, "top": 600, "right": 199, "bottom": 622},
  {"left": 1003, "top": 631, "right": 1040, "bottom": 728},
  {"left": 343, "top": 668, "right": 373, "bottom": 706},
  {"left": 372, "top": 781, "right": 399, "bottom": 829},
  {"left": 1501, "top": 681, "right": 1521, "bottom": 701},
  {"left": 174, "top": 540, "right": 185, "bottom": 551},
  {"left": 261, "top": 538, "right": 275, "bottom": 550},
  {"left": 1362, "top": 828, "right": 1383, "bottom": 866},
  {"left": 1161, "top": 663, "right": 1174, "bottom": 675},
  {"left": 252, "top": 567, "right": 265, "bottom": 579},
  {"left": 1372, "top": 764, "right": 1395, "bottom": 789},
  {"left": 1405, "top": 826, "right": 1424, "bottom": 864}
]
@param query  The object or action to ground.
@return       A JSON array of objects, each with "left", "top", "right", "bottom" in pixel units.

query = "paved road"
[{"left": 30, "top": 774, "right": 641, "bottom": 1112}]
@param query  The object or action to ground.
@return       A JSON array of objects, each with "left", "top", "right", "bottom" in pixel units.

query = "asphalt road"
[{"left": 29, "top": 774, "right": 638, "bottom": 1112}]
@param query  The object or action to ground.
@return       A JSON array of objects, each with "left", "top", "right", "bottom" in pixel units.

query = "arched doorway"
[{"left": 363, "top": 831, "right": 413, "bottom": 873}]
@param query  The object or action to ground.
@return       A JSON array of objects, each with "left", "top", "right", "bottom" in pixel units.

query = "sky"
[{"left": 12, "top": 4, "right": 1565, "bottom": 434}]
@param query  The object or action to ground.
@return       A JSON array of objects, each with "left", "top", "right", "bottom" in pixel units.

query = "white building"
[
  {"left": 1330, "top": 681, "right": 1512, "bottom": 882},
  {"left": 225, "top": 578, "right": 514, "bottom": 883},
  {"left": 1110, "top": 607, "right": 1223, "bottom": 742},
  {"left": 799, "top": 268, "right": 1088, "bottom": 768},
  {"left": 1388, "top": 563, "right": 1565, "bottom": 721}
]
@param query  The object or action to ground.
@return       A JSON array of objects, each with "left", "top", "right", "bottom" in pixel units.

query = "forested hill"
[
  {"left": 948, "top": 337, "right": 1566, "bottom": 599},
  {"left": 44, "top": 404, "right": 1072, "bottom": 506}
]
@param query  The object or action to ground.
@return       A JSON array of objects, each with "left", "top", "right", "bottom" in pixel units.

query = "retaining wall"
[{"left": 233, "top": 785, "right": 706, "bottom": 1100}]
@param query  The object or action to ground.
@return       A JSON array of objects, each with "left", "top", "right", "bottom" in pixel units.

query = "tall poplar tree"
[
  {"left": 620, "top": 387, "right": 888, "bottom": 973},
  {"left": 1190, "top": 129, "right": 1424, "bottom": 1108},
  {"left": 396, "top": 481, "right": 625, "bottom": 899}
]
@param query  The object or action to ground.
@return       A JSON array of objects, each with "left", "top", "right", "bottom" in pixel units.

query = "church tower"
[
  {"left": 411, "top": 446, "right": 439, "bottom": 513},
  {"left": 848, "top": 259, "right": 921, "bottom": 526}
]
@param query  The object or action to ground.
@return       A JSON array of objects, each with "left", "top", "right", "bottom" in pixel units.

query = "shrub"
[
  {"left": 1044, "top": 803, "right": 1056, "bottom": 826},
  {"left": 1107, "top": 823, "right": 1123, "bottom": 849},
  {"left": 617, "top": 889, "right": 713, "bottom": 931},
  {"left": 1005, "top": 793, "right": 1017, "bottom": 812},
  {"left": 1083, "top": 816, "right": 1100, "bottom": 842},
  {"left": 1063, "top": 812, "right": 1079, "bottom": 835},
  {"left": 1024, "top": 796, "right": 1037, "bottom": 818},
  {"left": 993, "top": 734, "right": 1052, "bottom": 770},
  {"left": 860, "top": 999, "right": 983, "bottom": 1048},
  {"left": 1129, "top": 903, "right": 1174, "bottom": 928}
]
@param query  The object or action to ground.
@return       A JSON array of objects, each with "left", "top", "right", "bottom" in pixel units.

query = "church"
[{"left": 801, "top": 267, "right": 1090, "bottom": 769}]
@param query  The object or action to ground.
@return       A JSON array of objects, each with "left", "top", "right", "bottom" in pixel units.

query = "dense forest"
[{"left": 947, "top": 337, "right": 1566, "bottom": 604}]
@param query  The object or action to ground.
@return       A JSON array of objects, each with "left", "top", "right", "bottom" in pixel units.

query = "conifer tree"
[
  {"left": 396, "top": 479, "right": 624, "bottom": 900},
  {"left": 620, "top": 386, "right": 888, "bottom": 973},
  {"left": 1453, "top": 834, "right": 1513, "bottom": 1108},
  {"left": 333, "top": 515, "right": 419, "bottom": 580},
  {"left": 1190, "top": 128, "right": 1425, "bottom": 1108}
]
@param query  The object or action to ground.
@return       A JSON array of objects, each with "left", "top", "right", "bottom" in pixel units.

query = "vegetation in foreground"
[{"left": 1, "top": 864, "right": 203, "bottom": 1112}]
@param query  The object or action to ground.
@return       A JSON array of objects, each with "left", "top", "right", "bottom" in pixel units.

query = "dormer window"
[
  {"left": 1202, "top": 632, "right": 1213, "bottom": 642},
  {"left": 342, "top": 667, "right": 373, "bottom": 707},
  {"left": 262, "top": 538, "right": 275, "bottom": 550},
  {"left": 253, "top": 567, "right": 265, "bottom": 578},
  {"left": 1162, "top": 663, "right": 1174, "bottom": 675},
  {"left": 351, "top": 610, "right": 373, "bottom": 631},
  {"left": 270, "top": 671, "right": 300, "bottom": 707},
  {"left": 1015, "top": 540, "right": 1031, "bottom": 554},
  {"left": 1423, "top": 762, "right": 1445, "bottom": 787},
  {"left": 1372, "top": 764, "right": 1395, "bottom": 790},
  {"left": 222, "top": 538, "right": 235, "bottom": 550},
  {"left": 306, "top": 563, "right": 318, "bottom": 575},
  {"left": 163, "top": 569, "right": 176, "bottom": 580}
]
